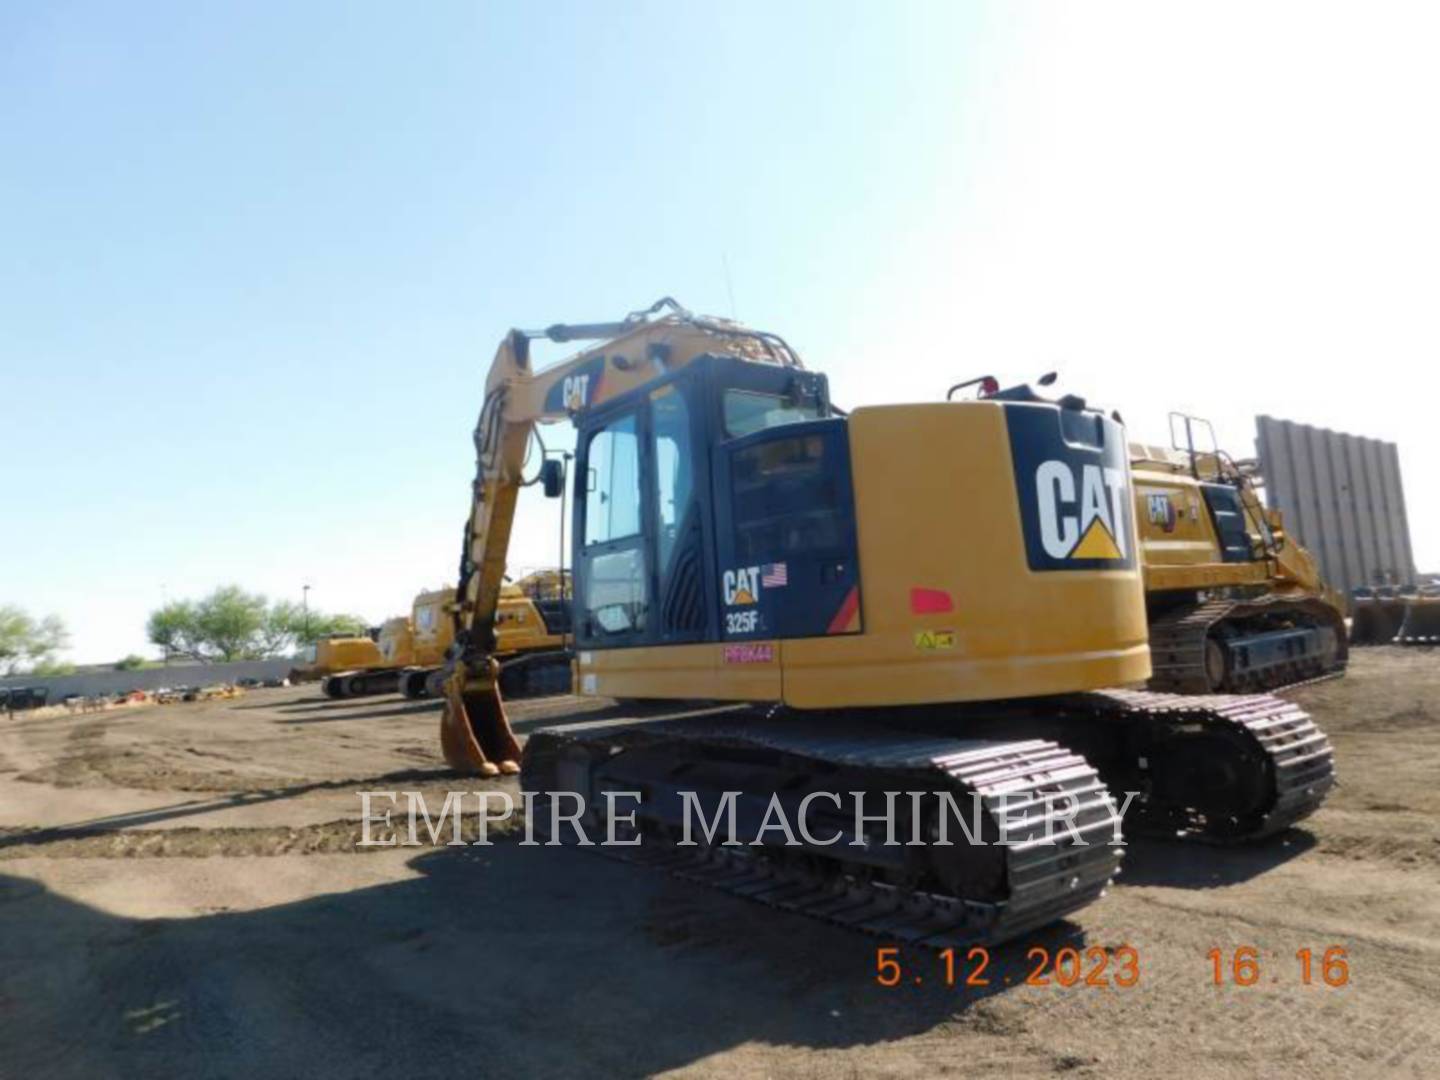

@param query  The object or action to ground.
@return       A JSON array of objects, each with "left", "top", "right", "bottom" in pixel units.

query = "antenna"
[{"left": 721, "top": 252, "right": 738, "bottom": 319}]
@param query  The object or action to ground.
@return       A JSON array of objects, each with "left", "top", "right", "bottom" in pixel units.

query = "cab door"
[
  {"left": 714, "top": 417, "right": 861, "bottom": 646},
  {"left": 573, "top": 370, "right": 716, "bottom": 651},
  {"left": 573, "top": 406, "right": 650, "bottom": 647},
  {"left": 646, "top": 380, "right": 712, "bottom": 645}
]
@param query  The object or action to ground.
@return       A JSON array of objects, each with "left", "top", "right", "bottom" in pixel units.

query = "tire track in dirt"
[{"left": 0, "top": 814, "right": 524, "bottom": 860}]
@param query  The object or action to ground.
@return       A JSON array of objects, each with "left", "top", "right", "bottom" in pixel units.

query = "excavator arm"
[{"left": 440, "top": 299, "right": 802, "bottom": 775}]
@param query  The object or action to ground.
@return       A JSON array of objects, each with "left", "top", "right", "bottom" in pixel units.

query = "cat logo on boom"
[{"left": 562, "top": 374, "right": 592, "bottom": 411}]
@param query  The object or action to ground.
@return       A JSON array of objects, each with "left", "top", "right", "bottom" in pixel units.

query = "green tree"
[
  {"left": 265, "top": 600, "right": 367, "bottom": 649},
  {"left": 146, "top": 599, "right": 208, "bottom": 662},
  {"left": 146, "top": 587, "right": 366, "bottom": 661},
  {"left": 0, "top": 606, "right": 70, "bottom": 675},
  {"left": 115, "top": 654, "right": 147, "bottom": 671},
  {"left": 196, "top": 585, "right": 269, "bottom": 661}
]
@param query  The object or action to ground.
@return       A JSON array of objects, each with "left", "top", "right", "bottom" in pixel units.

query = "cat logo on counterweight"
[
  {"left": 1035, "top": 460, "right": 1129, "bottom": 561},
  {"left": 1004, "top": 404, "right": 1137, "bottom": 572}
]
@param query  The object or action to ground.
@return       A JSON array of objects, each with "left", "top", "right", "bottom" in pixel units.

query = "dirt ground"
[{"left": 1, "top": 649, "right": 1437, "bottom": 1079}]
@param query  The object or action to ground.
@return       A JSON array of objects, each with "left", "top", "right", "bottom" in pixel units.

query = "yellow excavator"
[
  {"left": 1131, "top": 424, "right": 1348, "bottom": 692},
  {"left": 289, "top": 631, "right": 385, "bottom": 689},
  {"left": 321, "top": 583, "right": 572, "bottom": 700},
  {"left": 391, "top": 579, "right": 572, "bottom": 700},
  {"left": 379, "top": 589, "right": 450, "bottom": 699},
  {"left": 439, "top": 299, "right": 1334, "bottom": 946}
]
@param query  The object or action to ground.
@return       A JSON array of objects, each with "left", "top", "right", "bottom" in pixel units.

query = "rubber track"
[
  {"left": 1147, "top": 597, "right": 1346, "bottom": 694},
  {"left": 1083, "top": 688, "right": 1336, "bottom": 842},
  {"left": 529, "top": 717, "right": 1123, "bottom": 948}
]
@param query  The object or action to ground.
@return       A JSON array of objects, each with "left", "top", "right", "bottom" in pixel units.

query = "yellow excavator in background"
[
  {"left": 289, "top": 631, "right": 385, "bottom": 689},
  {"left": 391, "top": 578, "right": 572, "bottom": 700},
  {"left": 438, "top": 299, "right": 1333, "bottom": 946},
  {"left": 379, "top": 589, "right": 449, "bottom": 698},
  {"left": 1131, "top": 421, "right": 1348, "bottom": 693},
  {"left": 318, "top": 580, "right": 572, "bottom": 700}
]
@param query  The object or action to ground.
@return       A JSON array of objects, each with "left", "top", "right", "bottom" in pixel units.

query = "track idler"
[{"left": 440, "top": 658, "right": 523, "bottom": 777}]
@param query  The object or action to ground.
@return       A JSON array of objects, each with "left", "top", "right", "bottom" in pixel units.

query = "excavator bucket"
[
  {"left": 440, "top": 662, "right": 523, "bottom": 777},
  {"left": 1350, "top": 596, "right": 1403, "bottom": 645},
  {"left": 1397, "top": 595, "right": 1440, "bottom": 644},
  {"left": 1347, "top": 598, "right": 1378, "bottom": 645},
  {"left": 1378, "top": 596, "right": 1409, "bottom": 642}
]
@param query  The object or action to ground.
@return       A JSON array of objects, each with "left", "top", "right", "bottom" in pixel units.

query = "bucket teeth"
[{"left": 439, "top": 662, "right": 522, "bottom": 776}]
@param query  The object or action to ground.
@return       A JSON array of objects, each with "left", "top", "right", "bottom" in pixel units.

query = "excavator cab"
[{"left": 569, "top": 354, "right": 834, "bottom": 654}]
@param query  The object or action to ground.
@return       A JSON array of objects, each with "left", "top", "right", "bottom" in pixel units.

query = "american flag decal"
[{"left": 761, "top": 562, "right": 788, "bottom": 587}]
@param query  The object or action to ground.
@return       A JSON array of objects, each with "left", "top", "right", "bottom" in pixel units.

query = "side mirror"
[
  {"left": 540, "top": 459, "right": 565, "bottom": 499},
  {"left": 1038, "top": 372, "right": 1058, "bottom": 387}
]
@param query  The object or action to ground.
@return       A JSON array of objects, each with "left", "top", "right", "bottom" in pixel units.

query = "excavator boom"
[{"left": 441, "top": 299, "right": 801, "bottom": 774}]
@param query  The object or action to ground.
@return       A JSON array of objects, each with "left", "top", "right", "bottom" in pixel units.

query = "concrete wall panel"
[{"left": 1255, "top": 415, "right": 1416, "bottom": 596}]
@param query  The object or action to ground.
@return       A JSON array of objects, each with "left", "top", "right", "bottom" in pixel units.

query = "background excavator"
[
  {"left": 391, "top": 576, "right": 572, "bottom": 700},
  {"left": 438, "top": 299, "right": 1334, "bottom": 947},
  {"left": 318, "top": 580, "right": 572, "bottom": 700},
  {"left": 289, "top": 630, "right": 385, "bottom": 689},
  {"left": 1130, "top": 420, "right": 1348, "bottom": 693}
]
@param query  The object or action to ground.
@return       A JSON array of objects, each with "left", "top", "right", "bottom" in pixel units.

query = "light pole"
[
  {"left": 160, "top": 582, "right": 170, "bottom": 666},
  {"left": 302, "top": 584, "right": 311, "bottom": 645}
]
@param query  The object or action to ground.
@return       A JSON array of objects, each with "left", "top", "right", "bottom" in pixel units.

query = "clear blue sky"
[{"left": 4, "top": 3, "right": 1436, "bottom": 661}]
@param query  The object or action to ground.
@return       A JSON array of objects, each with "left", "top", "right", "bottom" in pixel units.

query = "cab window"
[
  {"left": 730, "top": 433, "right": 844, "bottom": 561},
  {"left": 584, "top": 548, "right": 647, "bottom": 635},
  {"left": 651, "top": 387, "right": 693, "bottom": 573},
  {"left": 584, "top": 413, "right": 642, "bottom": 544},
  {"left": 723, "top": 390, "right": 823, "bottom": 438},
  {"left": 580, "top": 411, "right": 647, "bottom": 639}
]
